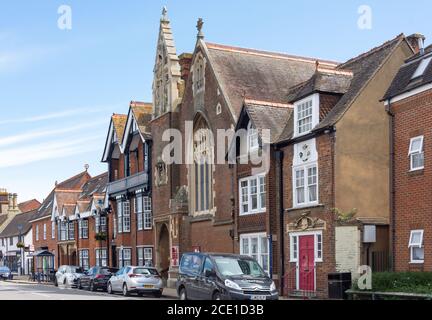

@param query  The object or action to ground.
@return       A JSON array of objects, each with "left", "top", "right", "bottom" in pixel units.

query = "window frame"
[
  {"left": 239, "top": 233, "right": 270, "bottom": 276},
  {"left": 409, "top": 136, "right": 425, "bottom": 171},
  {"left": 239, "top": 174, "right": 267, "bottom": 216},
  {"left": 81, "top": 219, "right": 89, "bottom": 239},
  {"left": 409, "top": 230, "right": 425, "bottom": 264},
  {"left": 412, "top": 57, "right": 432, "bottom": 79},
  {"left": 247, "top": 121, "right": 260, "bottom": 153},
  {"left": 79, "top": 249, "right": 90, "bottom": 271},
  {"left": 143, "top": 197, "right": 153, "bottom": 230},
  {"left": 293, "top": 163, "right": 319, "bottom": 208},
  {"left": 293, "top": 94, "right": 319, "bottom": 138},
  {"left": 290, "top": 231, "right": 324, "bottom": 263}
]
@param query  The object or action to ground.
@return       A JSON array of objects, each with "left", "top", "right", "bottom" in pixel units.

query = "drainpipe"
[
  {"left": 275, "top": 150, "right": 285, "bottom": 296},
  {"left": 386, "top": 100, "right": 396, "bottom": 271}
]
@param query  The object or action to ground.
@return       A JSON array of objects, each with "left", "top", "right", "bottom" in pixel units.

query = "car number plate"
[
  {"left": 144, "top": 285, "right": 154, "bottom": 289},
  {"left": 251, "top": 295, "right": 267, "bottom": 301}
]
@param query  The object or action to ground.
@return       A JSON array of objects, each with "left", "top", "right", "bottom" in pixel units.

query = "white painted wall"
[{"left": 335, "top": 226, "right": 361, "bottom": 279}]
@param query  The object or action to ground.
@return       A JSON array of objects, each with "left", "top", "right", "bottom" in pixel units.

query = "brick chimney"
[
  {"left": 13, "top": 193, "right": 18, "bottom": 210},
  {"left": 179, "top": 53, "right": 193, "bottom": 82},
  {"left": 407, "top": 33, "right": 426, "bottom": 54}
]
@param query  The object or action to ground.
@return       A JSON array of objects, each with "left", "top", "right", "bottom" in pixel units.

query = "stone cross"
[{"left": 197, "top": 18, "right": 204, "bottom": 39}]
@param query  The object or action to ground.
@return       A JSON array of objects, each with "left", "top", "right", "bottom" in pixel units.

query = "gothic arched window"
[
  {"left": 193, "top": 54, "right": 206, "bottom": 94},
  {"left": 193, "top": 116, "right": 213, "bottom": 213}
]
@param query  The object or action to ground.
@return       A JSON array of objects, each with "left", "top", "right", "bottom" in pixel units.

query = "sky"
[{"left": 0, "top": 0, "right": 431, "bottom": 203}]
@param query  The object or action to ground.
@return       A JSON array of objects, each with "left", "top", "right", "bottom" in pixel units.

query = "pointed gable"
[
  {"left": 152, "top": 7, "right": 183, "bottom": 117},
  {"left": 203, "top": 42, "right": 339, "bottom": 121},
  {"left": 102, "top": 114, "right": 127, "bottom": 163}
]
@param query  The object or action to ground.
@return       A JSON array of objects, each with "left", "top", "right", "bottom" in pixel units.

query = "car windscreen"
[
  {"left": 0, "top": 267, "right": 10, "bottom": 272},
  {"left": 133, "top": 268, "right": 159, "bottom": 276},
  {"left": 214, "top": 257, "right": 266, "bottom": 278},
  {"left": 100, "top": 268, "right": 118, "bottom": 275},
  {"left": 70, "top": 267, "right": 84, "bottom": 274}
]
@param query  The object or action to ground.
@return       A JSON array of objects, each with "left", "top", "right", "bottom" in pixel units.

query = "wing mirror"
[{"left": 205, "top": 270, "right": 216, "bottom": 278}]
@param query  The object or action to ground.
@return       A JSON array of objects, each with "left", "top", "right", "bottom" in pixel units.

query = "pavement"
[{"left": 0, "top": 278, "right": 178, "bottom": 300}]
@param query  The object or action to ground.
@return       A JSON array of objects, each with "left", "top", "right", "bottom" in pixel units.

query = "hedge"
[{"left": 354, "top": 272, "right": 432, "bottom": 294}]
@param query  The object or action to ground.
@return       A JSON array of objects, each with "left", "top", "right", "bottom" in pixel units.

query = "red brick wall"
[
  {"left": 391, "top": 88, "right": 432, "bottom": 272},
  {"left": 282, "top": 133, "right": 337, "bottom": 298},
  {"left": 32, "top": 217, "right": 58, "bottom": 269}
]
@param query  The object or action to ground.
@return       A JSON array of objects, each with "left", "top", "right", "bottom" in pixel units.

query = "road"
[{"left": 0, "top": 281, "right": 176, "bottom": 300}]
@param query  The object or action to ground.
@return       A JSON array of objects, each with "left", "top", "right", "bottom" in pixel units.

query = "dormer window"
[
  {"left": 247, "top": 122, "right": 259, "bottom": 152},
  {"left": 412, "top": 57, "right": 432, "bottom": 79},
  {"left": 294, "top": 94, "right": 319, "bottom": 137}
]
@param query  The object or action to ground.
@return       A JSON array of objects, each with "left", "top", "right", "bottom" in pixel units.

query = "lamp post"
[{"left": 17, "top": 224, "right": 23, "bottom": 276}]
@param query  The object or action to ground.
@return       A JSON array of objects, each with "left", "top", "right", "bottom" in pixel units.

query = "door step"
[{"left": 289, "top": 290, "right": 318, "bottom": 300}]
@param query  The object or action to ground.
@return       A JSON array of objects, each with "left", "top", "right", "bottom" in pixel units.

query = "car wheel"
[
  {"left": 153, "top": 292, "right": 162, "bottom": 298},
  {"left": 123, "top": 284, "right": 130, "bottom": 297},
  {"left": 90, "top": 281, "right": 96, "bottom": 292},
  {"left": 179, "top": 287, "right": 187, "bottom": 301},
  {"left": 213, "top": 291, "right": 221, "bottom": 301},
  {"left": 107, "top": 283, "right": 113, "bottom": 295},
  {"left": 54, "top": 278, "right": 58, "bottom": 287}
]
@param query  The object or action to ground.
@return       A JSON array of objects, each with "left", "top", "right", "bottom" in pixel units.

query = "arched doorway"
[{"left": 158, "top": 224, "right": 170, "bottom": 282}]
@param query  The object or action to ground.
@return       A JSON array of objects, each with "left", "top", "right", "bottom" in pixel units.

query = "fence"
[{"left": 283, "top": 265, "right": 317, "bottom": 299}]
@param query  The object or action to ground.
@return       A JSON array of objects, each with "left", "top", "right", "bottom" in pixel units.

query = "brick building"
[
  {"left": 383, "top": 37, "right": 432, "bottom": 271},
  {"left": 102, "top": 102, "right": 154, "bottom": 269}
]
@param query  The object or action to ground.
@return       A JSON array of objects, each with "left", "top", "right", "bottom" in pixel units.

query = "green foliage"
[
  {"left": 95, "top": 232, "right": 107, "bottom": 241},
  {"left": 354, "top": 272, "right": 432, "bottom": 294},
  {"left": 333, "top": 208, "right": 357, "bottom": 223}
]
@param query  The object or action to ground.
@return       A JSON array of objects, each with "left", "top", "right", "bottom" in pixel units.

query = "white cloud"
[
  {"left": 0, "top": 120, "right": 107, "bottom": 147},
  {"left": 0, "top": 135, "right": 105, "bottom": 168},
  {"left": 0, "top": 108, "right": 110, "bottom": 125}
]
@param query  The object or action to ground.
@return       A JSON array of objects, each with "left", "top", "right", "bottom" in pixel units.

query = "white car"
[
  {"left": 107, "top": 266, "right": 164, "bottom": 298},
  {"left": 55, "top": 265, "right": 85, "bottom": 288}
]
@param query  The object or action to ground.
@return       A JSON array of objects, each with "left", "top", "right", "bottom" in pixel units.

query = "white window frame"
[
  {"left": 239, "top": 175, "right": 266, "bottom": 216},
  {"left": 143, "top": 197, "right": 153, "bottom": 230},
  {"left": 247, "top": 121, "right": 259, "bottom": 152},
  {"left": 293, "top": 163, "right": 319, "bottom": 208},
  {"left": 409, "top": 230, "right": 424, "bottom": 264},
  {"left": 293, "top": 94, "right": 319, "bottom": 138},
  {"left": 289, "top": 231, "right": 323, "bottom": 263},
  {"left": 51, "top": 221, "right": 56, "bottom": 240},
  {"left": 119, "top": 248, "right": 132, "bottom": 267},
  {"left": 412, "top": 57, "right": 432, "bottom": 79},
  {"left": 35, "top": 225, "right": 39, "bottom": 241},
  {"left": 136, "top": 195, "right": 144, "bottom": 231},
  {"left": 240, "top": 233, "right": 270, "bottom": 275},
  {"left": 81, "top": 220, "right": 89, "bottom": 239},
  {"left": 43, "top": 224, "right": 47, "bottom": 240},
  {"left": 137, "top": 247, "right": 153, "bottom": 267},
  {"left": 95, "top": 248, "right": 108, "bottom": 267},
  {"left": 409, "top": 136, "right": 424, "bottom": 171},
  {"left": 79, "top": 249, "right": 90, "bottom": 271}
]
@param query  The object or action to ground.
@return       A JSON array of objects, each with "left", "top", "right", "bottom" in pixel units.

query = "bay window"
[
  {"left": 409, "top": 230, "right": 424, "bottom": 264},
  {"left": 239, "top": 175, "right": 266, "bottom": 215},
  {"left": 240, "top": 233, "right": 270, "bottom": 275}
]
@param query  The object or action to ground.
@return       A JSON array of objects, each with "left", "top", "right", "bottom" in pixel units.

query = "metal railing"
[
  {"left": 283, "top": 265, "right": 317, "bottom": 300},
  {"left": 29, "top": 269, "right": 56, "bottom": 284}
]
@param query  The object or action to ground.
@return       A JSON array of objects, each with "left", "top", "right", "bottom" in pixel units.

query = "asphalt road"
[{"left": 0, "top": 281, "right": 176, "bottom": 300}]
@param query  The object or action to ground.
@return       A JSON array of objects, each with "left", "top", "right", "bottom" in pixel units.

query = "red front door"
[{"left": 299, "top": 235, "right": 315, "bottom": 292}]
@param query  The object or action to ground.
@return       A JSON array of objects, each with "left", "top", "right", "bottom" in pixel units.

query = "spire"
[
  {"left": 197, "top": 18, "right": 204, "bottom": 39},
  {"left": 161, "top": 6, "right": 169, "bottom": 23}
]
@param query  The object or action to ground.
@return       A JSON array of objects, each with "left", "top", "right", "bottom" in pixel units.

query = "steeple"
[{"left": 152, "top": 7, "right": 182, "bottom": 118}]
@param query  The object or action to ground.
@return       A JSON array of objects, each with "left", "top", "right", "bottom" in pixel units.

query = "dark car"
[
  {"left": 78, "top": 266, "right": 118, "bottom": 292},
  {"left": 0, "top": 267, "right": 13, "bottom": 280},
  {"left": 176, "top": 253, "right": 279, "bottom": 301}
]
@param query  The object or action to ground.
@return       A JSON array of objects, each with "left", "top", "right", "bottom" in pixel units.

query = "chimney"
[
  {"left": 407, "top": 33, "right": 426, "bottom": 54},
  {"left": 179, "top": 53, "right": 193, "bottom": 82},
  {"left": 8, "top": 193, "right": 13, "bottom": 210},
  {"left": 13, "top": 193, "right": 18, "bottom": 210}
]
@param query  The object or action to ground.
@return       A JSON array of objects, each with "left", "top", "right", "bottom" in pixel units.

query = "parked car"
[
  {"left": 107, "top": 266, "right": 164, "bottom": 298},
  {"left": 54, "top": 265, "right": 84, "bottom": 288},
  {"left": 78, "top": 266, "right": 118, "bottom": 292},
  {"left": 0, "top": 267, "right": 13, "bottom": 280},
  {"left": 176, "top": 253, "right": 279, "bottom": 301}
]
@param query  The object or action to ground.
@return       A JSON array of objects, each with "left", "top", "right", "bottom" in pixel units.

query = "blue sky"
[{"left": 0, "top": 0, "right": 431, "bottom": 202}]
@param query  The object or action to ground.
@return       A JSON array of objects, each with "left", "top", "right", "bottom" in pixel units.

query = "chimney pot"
[{"left": 407, "top": 33, "right": 426, "bottom": 54}]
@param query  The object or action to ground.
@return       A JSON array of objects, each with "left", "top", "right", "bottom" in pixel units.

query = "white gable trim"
[
  {"left": 102, "top": 120, "right": 116, "bottom": 163},
  {"left": 385, "top": 83, "right": 432, "bottom": 105},
  {"left": 120, "top": 108, "right": 146, "bottom": 153}
]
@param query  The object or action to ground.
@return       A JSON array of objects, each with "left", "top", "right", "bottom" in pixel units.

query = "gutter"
[
  {"left": 275, "top": 150, "right": 285, "bottom": 296},
  {"left": 385, "top": 99, "right": 396, "bottom": 271}
]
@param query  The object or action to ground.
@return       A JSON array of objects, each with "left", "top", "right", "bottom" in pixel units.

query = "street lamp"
[{"left": 17, "top": 224, "right": 23, "bottom": 276}]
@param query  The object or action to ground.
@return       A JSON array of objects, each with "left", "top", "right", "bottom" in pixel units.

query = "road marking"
[{"left": 31, "top": 292, "right": 51, "bottom": 298}]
